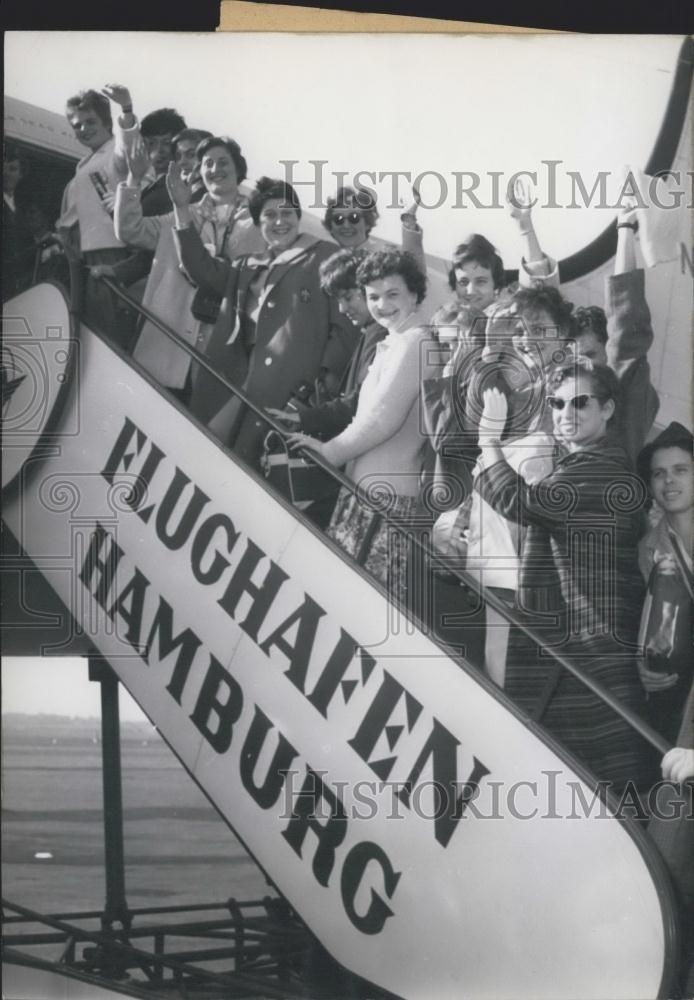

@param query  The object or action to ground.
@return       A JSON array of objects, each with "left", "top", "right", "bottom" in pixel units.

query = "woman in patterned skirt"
[{"left": 288, "top": 248, "right": 435, "bottom": 603}]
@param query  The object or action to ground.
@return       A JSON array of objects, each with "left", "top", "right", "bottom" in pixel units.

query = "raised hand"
[
  {"left": 125, "top": 136, "right": 151, "bottom": 185},
  {"left": 617, "top": 193, "right": 639, "bottom": 229},
  {"left": 101, "top": 84, "right": 133, "bottom": 109},
  {"left": 478, "top": 387, "right": 508, "bottom": 444},
  {"left": 506, "top": 175, "right": 536, "bottom": 224},
  {"left": 166, "top": 160, "right": 192, "bottom": 208},
  {"left": 403, "top": 183, "right": 422, "bottom": 218},
  {"left": 614, "top": 179, "right": 639, "bottom": 274}
]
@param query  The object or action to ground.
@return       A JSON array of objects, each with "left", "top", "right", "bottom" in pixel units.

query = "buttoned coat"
[{"left": 174, "top": 227, "right": 358, "bottom": 462}]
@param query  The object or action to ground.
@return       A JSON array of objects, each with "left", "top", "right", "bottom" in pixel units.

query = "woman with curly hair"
[
  {"left": 288, "top": 248, "right": 435, "bottom": 601},
  {"left": 474, "top": 359, "right": 651, "bottom": 789}
]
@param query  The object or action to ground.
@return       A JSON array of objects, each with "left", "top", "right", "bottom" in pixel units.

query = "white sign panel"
[{"left": 2, "top": 288, "right": 674, "bottom": 1000}]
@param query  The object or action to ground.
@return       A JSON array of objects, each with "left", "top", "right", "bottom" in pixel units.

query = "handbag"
[
  {"left": 261, "top": 430, "right": 338, "bottom": 511},
  {"left": 190, "top": 221, "right": 235, "bottom": 324},
  {"left": 190, "top": 260, "right": 225, "bottom": 324}
]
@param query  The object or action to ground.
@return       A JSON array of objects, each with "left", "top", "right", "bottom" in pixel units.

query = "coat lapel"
[{"left": 262, "top": 233, "right": 321, "bottom": 299}]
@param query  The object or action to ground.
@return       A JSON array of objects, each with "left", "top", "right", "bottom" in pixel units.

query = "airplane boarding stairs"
[{"left": 1, "top": 281, "right": 685, "bottom": 1000}]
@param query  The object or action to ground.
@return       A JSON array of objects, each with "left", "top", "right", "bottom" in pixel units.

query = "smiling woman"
[
  {"left": 172, "top": 175, "right": 358, "bottom": 460},
  {"left": 1, "top": 31, "right": 693, "bottom": 1000},
  {"left": 288, "top": 248, "right": 434, "bottom": 600},
  {"left": 475, "top": 364, "right": 654, "bottom": 788}
]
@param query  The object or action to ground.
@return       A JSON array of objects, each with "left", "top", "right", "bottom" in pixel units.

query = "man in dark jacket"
[{"left": 3, "top": 144, "right": 34, "bottom": 300}]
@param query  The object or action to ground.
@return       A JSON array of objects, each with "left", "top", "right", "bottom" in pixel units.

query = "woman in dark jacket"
[
  {"left": 170, "top": 174, "right": 357, "bottom": 466},
  {"left": 474, "top": 360, "right": 651, "bottom": 790}
]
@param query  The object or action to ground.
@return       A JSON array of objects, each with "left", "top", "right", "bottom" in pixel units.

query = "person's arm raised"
[
  {"left": 614, "top": 198, "right": 638, "bottom": 275},
  {"left": 170, "top": 163, "right": 230, "bottom": 296},
  {"left": 102, "top": 84, "right": 140, "bottom": 180},
  {"left": 400, "top": 184, "right": 425, "bottom": 271},
  {"left": 125, "top": 136, "right": 150, "bottom": 189},
  {"left": 508, "top": 177, "right": 559, "bottom": 289},
  {"left": 113, "top": 138, "right": 162, "bottom": 251},
  {"left": 101, "top": 84, "right": 136, "bottom": 129},
  {"left": 167, "top": 160, "right": 194, "bottom": 228}
]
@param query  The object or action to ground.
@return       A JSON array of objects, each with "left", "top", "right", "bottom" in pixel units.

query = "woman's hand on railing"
[
  {"left": 661, "top": 746, "right": 694, "bottom": 783},
  {"left": 287, "top": 431, "right": 327, "bottom": 459},
  {"left": 125, "top": 136, "right": 151, "bottom": 186},
  {"left": 89, "top": 264, "right": 117, "bottom": 280},
  {"left": 266, "top": 406, "right": 301, "bottom": 428}
]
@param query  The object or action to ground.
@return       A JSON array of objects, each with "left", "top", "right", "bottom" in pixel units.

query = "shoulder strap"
[{"left": 667, "top": 527, "right": 694, "bottom": 601}]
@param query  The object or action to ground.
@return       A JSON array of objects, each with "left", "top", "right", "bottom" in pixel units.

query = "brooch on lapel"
[{"left": 300, "top": 288, "right": 312, "bottom": 303}]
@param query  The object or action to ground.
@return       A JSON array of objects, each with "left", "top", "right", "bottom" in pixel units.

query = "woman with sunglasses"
[
  {"left": 323, "top": 186, "right": 379, "bottom": 250},
  {"left": 323, "top": 185, "right": 425, "bottom": 270},
  {"left": 473, "top": 359, "right": 652, "bottom": 790}
]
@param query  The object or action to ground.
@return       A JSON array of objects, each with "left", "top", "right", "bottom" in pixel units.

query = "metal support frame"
[
  {"left": 87, "top": 654, "right": 131, "bottom": 938},
  {"left": 2, "top": 897, "right": 389, "bottom": 1000}
]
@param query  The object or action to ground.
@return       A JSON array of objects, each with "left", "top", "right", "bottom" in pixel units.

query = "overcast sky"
[
  {"left": 4, "top": 31, "right": 683, "bottom": 264},
  {"left": 1, "top": 31, "right": 685, "bottom": 720},
  {"left": 3, "top": 657, "right": 149, "bottom": 722}
]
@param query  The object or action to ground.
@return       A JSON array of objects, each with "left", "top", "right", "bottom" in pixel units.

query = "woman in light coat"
[{"left": 114, "top": 135, "right": 264, "bottom": 402}]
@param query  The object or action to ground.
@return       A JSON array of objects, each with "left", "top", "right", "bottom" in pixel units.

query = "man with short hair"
[
  {"left": 138, "top": 107, "right": 187, "bottom": 215},
  {"left": 57, "top": 88, "right": 138, "bottom": 345},
  {"left": 3, "top": 143, "right": 34, "bottom": 300}
]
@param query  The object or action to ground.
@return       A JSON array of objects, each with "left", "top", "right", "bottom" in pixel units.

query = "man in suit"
[
  {"left": 3, "top": 144, "right": 34, "bottom": 301},
  {"left": 139, "top": 107, "right": 187, "bottom": 216}
]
